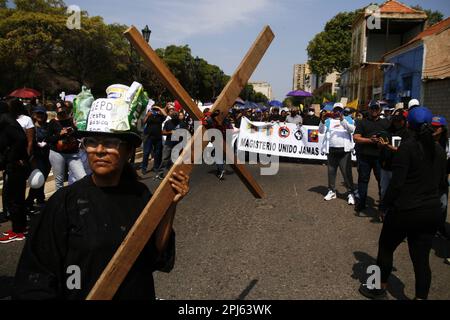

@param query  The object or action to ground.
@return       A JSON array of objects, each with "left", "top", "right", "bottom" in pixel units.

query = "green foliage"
[
  {"left": 0, "top": 6, "right": 131, "bottom": 96},
  {"left": 238, "top": 84, "right": 268, "bottom": 103},
  {"left": 14, "top": 0, "right": 66, "bottom": 13},
  {"left": 311, "top": 93, "right": 337, "bottom": 105},
  {"left": 307, "top": 10, "right": 360, "bottom": 76},
  {"left": 411, "top": 5, "right": 444, "bottom": 26},
  {"left": 0, "top": 0, "right": 235, "bottom": 103}
]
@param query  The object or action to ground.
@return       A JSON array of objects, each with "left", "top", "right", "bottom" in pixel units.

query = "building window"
[{"left": 403, "top": 76, "right": 412, "bottom": 91}]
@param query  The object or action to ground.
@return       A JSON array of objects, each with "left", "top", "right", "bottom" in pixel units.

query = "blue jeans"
[
  {"left": 142, "top": 137, "right": 163, "bottom": 171},
  {"left": 49, "top": 150, "right": 86, "bottom": 190},
  {"left": 357, "top": 154, "right": 381, "bottom": 207},
  {"left": 380, "top": 169, "right": 392, "bottom": 201}
]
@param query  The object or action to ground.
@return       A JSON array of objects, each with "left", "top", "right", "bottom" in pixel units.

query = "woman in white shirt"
[{"left": 319, "top": 103, "right": 356, "bottom": 205}]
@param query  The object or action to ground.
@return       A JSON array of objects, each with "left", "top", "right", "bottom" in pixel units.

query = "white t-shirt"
[
  {"left": 328, "top": 119, "right": 350, "bottom": 148},
  {"left": 17, "top": 115, "right": 35, "bottom": 131},
  {"left": 286, "top": 115, "right": 303, "bottom": 125}
]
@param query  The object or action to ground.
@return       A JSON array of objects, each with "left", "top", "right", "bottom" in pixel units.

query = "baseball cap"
[
  {"left": 32, "top": 106, "right": 47, "bottom": 114},
  {"left": 408, "top": 99, "right": 420, "bottom": 109},
  {"left": 407, "top": 106, "right": 433, "bottom": 129},
  {"left": 333, "top": 103, "right": 344, "bottom": 110},
  {"left": 431, "top": 115, "right": 448, "bottom": 127},
  {"left": 368, "top": 101, "right": 380, "bottom": 109}
]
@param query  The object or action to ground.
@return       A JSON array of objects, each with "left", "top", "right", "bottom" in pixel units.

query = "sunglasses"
[{"left": 82, "top": 137, "right": 127, "bottom": 151}]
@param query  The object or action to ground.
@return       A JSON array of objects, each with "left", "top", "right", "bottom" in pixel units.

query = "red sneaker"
[
  {"left": 0, "top": 232, "right": 25, "bottom": 244},
  {"left": 3, "top": 228, "right": 28, "bottom": 236},
  {"left": 2, "top": 230, "right": 13, "bottom": 236}
]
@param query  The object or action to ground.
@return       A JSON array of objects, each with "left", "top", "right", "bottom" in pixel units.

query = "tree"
[
  {"left": 411, "top": 5, "right": 444, "bottom": 26},
  {"left": 0, "top": 0, "right": 233, "bottom": 102},
  {"left": 14, "top": 0, "right": 66, "bottom": 13},
  {"left": 307, "top": 10, "right": 361, "bottom": 76}
]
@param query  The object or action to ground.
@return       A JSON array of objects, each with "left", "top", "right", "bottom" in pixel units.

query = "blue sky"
[{"left": 71, "top": 0, "right": 449, "bottom": 100}]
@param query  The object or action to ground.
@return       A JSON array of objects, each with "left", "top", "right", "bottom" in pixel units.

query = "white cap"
[
  {"left": 408, "top": 99, "right": 420, "bottom": 109},
  {"left": 333, "top": 102, "right": 344, "bottom": 110},
  {"left": 28, "top": 169, "right": 45, "bottom": 189}
]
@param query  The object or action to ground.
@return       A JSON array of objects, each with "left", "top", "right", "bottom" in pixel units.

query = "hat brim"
[{"left": 76, "top": 131, "right": 142, "bottom": 148}]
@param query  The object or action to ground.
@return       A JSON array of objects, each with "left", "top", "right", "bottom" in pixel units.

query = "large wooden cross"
[{"left": 86, "top": 25, "right": 274, "bottom": 300}]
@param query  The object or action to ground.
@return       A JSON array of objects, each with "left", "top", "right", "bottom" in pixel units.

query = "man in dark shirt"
[
  {"left": 353, "top": 102, "right": 390, "bottom": 213},
  {"left": 155, "top": 113, "right": 183, "bottom": 180},
  {"left": 302, "top": 107, "right": 321, "bottom": 126},
  {"left": 142, "top": 106, "right": 166, "bottom": 174},
  {"left": 269, "top": 108, "right": 281, "bottom": 122}
]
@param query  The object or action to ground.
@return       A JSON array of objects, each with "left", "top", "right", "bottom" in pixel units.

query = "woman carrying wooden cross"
[{"left": 13, "top": 98, "right": 190, "bottom": 300}]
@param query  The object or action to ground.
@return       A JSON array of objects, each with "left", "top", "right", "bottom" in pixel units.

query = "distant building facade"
[
  {"left": 249, "top": 81, "right": 273, "bottom": 100},
  {"left": 340, "top": 0, "right": 427, "bottom": 109},
  {"left": 293, "top": 64, "right": 311, "bottom": 91},
  {"left": 311, "top": 71, "right": 341, "bottom": 96},
  {"left": 383, "top": 18, "right": 450, "bottom": 118}
]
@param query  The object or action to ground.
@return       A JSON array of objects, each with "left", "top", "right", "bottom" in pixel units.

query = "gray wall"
[
  {"left": 422, "top": 79, "right": 450, "bottom": 120},
  {"left": 404, "top": 24, "right": 423, "bottom": 43},
  {"left": 367, "top": 34, "right": 402, "bottom": 62}
]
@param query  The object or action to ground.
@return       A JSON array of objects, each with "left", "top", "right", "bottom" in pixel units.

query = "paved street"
[{"left": 1, "top": 161, "right": 450, "bottom": 300}]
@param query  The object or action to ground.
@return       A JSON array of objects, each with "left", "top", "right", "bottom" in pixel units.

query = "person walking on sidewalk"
[
  {"left": 353, "top": 102, "right": 390, "bottom": 214},
  {"left": 319, "top": 103, "right": 356, "bottom": 205}
]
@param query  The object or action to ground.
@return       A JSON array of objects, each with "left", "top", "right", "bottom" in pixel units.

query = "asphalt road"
[{"left": 1, "top": 161, "right": 450, "bottom": 300}]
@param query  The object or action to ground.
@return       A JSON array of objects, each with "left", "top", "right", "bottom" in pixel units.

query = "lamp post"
[
  {"left": 142, "top": 25, "right": 151, "bottom": 43},
  {"left": 193, "top": 56, "right": 201, "bottom": 101},
  {"left": 130, "top": 25, "right": 151, "bottom": 81}
]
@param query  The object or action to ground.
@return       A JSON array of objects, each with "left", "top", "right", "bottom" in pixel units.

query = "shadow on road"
[
  {"left": 236, "top": 279, "right": 258, "bottom": 300},
  {"left": 351, "top": 251, "right": 409, "bottom": 300},
  {"left": 307, "top": 186, "right": 329, "bottom": 197},
  {"left": 0, "top": 276, "right": 14, "bottom": 299},
  {"left": 432, "top": 236, "right": 450, "bottom": 259}
]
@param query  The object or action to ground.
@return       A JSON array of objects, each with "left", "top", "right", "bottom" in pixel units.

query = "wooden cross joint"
[{"left": 87, "top": 25, "right": 274, "bottom": 300}]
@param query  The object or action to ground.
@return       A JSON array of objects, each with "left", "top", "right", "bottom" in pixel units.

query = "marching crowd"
[{"left": 0, "top": 93, "right": 449, "bottom": 300}]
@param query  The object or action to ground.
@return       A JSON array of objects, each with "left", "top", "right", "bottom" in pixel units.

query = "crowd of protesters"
[
  {"left": 0, "top": 97, "right": 88, "bottom": 244},
  {"left": 1, "top": 93, "right": 449, "bottom": 300}
]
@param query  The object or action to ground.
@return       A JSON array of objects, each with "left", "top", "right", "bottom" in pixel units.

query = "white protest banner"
[{"left": 237, "top": 117, "right": 328, "bottom": 160}]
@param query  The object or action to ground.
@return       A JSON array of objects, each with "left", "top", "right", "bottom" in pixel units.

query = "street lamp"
[
  {"left": 130, "top": 25, "right": 151, "bottom": 80},
  {"left": 142, "top": 25, "right": 151, "bottom": 43}
]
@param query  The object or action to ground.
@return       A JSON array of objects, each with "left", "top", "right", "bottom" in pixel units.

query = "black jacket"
[{"left": 384, "top": 136, "right": 447, "bottom": 211}]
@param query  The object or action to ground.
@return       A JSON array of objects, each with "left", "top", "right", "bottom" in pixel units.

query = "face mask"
[{"left": 308, "top": 111, "right": 314, "bottom": 116}]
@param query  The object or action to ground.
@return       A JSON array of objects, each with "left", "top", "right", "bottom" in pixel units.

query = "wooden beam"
[
  {"left": 221, "top": 139, "right": 265, "bottom": 199},
  {"left": 86, "top": 25, "right": 274, "bottom": 300},
  {"left": 125, "top": 25, "right": 268, "bottom": 199},
  {"left": 211, "top": 25, "right": 275, "bottom": 124},
  {"left": 124, "top": 26, "right": 204, "bottom": 121}
]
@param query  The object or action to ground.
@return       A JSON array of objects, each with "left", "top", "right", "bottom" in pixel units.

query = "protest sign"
[
  {"left": 237, "top": 117, "right": 327, "bottom": 160},
  {"left": 237, "top": 117, "right": 357, "bottom": 161}
]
